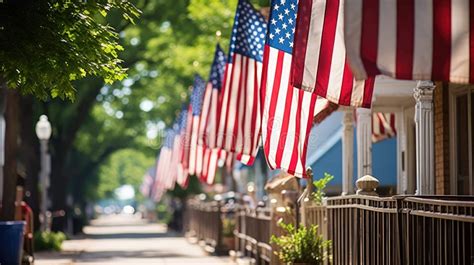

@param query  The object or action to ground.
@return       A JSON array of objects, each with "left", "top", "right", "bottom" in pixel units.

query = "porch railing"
[
  {"left": 185, "top": 201, "right": 226, "bottom": 253},
  {"left": 326, "top": 195, "right": 400, "bottom": 265},
  {"left": 235, "top": 206, "right": 272, "bottom": 264},
  {"left": 324, "top": 195, "right": 474, "bottom": 265},
  {"left": 398, "top": 196, "right": 474, "bottom": 265},
  {"left": 186, "top": 195, "right": 473, "bottom": 264}
]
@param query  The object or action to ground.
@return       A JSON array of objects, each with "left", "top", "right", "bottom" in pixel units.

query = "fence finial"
[{"left": 356, "top": 175, "right": 379, "bottom": 196}]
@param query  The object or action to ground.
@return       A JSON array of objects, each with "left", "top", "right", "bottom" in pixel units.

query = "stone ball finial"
[{"left": 356, "top": 175, "right": 379, "bottom": 196}]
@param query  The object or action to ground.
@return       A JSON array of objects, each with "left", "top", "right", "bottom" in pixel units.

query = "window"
[{"left": 450, "top": 85, "right": 474, "bottom": 195}]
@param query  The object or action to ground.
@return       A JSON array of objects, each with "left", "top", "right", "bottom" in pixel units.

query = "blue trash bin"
[{"left": 0, "top": 221, "right": 25, "bottom": 265}]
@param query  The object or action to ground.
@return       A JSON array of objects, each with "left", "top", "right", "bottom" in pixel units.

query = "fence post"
[
  {"left": 299, "top": 167, "right": 314, "bottom": 227},
  {"left": 355, "top": 175, "right": 379, "bottom": 196}
]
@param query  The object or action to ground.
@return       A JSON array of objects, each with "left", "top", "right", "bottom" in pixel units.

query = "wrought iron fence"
[
  {"left": 185, "top": 201, "right": 224, "bottom": 253},
  {"left": 326, "top": 195, "right": 400, "bottom": 265},
  {"left": 235, "top": 206, "right": 272, "bottom": 264},
  {"left": 186, "top": 195, "right": 473, "bottom": 265},
  {"left": 397, "top": 196, "right": 474, "bottom": 265}
]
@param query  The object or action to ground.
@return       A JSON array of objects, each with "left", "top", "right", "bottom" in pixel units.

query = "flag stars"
[
  {"left": 284, "top": 9, "right": 290, "bottom": 15},
  {"left": 271, "top": 19, "right": 277, "bottom": 25},
  {"left": 290, "top": 3, "right": 296, "bottom": 10},
  {"left": 278, "top": 14, "right": 284, "bottom": 20},
  {"left": 274, "top": 4, "right": 279, "bottom": 10},
  {"left": 279, "top": 37, "right": 284, "bottom": 44},
  {"left": 282, "top": 23, "right": 288, "bottom": 30}
]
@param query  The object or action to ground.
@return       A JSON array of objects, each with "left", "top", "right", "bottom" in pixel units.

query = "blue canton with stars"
[
  {"left": 191, "top": 75, "right": 206, "bottom": 116},
  {"left": 164, "top": 129, "right": 176, "bottom": 149},
  {"left": 209, "top": 44, "right": 226, "bottom": 90},
  {"left": 267, "top": 0, "right": 298, "bottom": 54},
  {"left": 228, "top": 0, "right": 267, "bottom": 63},
  {"left": 177, "top": 105, "right": 188, "bottom": 132}
]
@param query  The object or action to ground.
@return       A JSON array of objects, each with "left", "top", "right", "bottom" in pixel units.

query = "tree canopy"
[{"left": 0, "top": 0, "right": 139, "bottom": 100}]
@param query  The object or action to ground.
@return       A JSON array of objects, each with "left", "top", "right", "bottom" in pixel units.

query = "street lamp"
[{"left": 36, "top": 115, "right": 52, "bottom": 231}]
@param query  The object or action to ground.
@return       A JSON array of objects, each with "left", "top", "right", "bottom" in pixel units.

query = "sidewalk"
[{"left": 35, "top": 214, "right": 231, "bottom": 265}]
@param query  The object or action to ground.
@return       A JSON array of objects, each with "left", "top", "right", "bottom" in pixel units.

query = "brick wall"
[{"left": 433, "top": 82, "right": 450, "bottom": 195}]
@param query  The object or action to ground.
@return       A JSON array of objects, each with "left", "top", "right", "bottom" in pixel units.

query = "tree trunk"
[{"left": 1, "top": 89, "right": 19, "bottom": 221}]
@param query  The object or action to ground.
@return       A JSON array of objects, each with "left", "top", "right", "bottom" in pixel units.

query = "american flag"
[
  {"left": 217, "top": 0, "right": 267, "bottom": 165},
  {"left": 372, "top": 113, "right": 396, "bottom": 143},
  {"left": 261, "top": 0, "right": 334, "bottom": 178},
  {"left": 176, "top": 106, "right": 190, "bottom": 187},
  {"left": 290, "top": 0, "right": 375, "bottom": 108},
  {"left": 152, "top": 154, "right": 165, "bottom": 202},
  {"left": 154, "top": 129, "right": 177, "bottom": 196},
  {"left": 197, "top": 44, "right": 227, "bottom": 184},
  {"left": 188, "top": 75, "right": 206, "bottom": 176},
  {"left": 344, "top": 0, "right": 473, "bottom": 84},
  {"left": 140, "top": 167, "right": 155, "bottom": 198}
]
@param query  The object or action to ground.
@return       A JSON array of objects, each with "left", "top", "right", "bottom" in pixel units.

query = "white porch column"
[
  {"left": 342, "top": 111, "right": 354, "bottom": 194},
  {"left": 356, "top": 108, "right": 372, "bottom": 178},
  {"left": 414, "top": 81, "right": 435, "bottom": 195}
]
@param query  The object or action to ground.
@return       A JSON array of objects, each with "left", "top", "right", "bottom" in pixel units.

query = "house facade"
[{"left": 308, "top": 77, "right": 473, "bottom": 196}]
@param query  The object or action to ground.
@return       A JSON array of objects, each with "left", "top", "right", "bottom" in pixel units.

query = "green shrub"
[
  {"left": 156, "top": 203, "right": 172, "bottom": 224},
  {"left": 34, "top": 231, "right": 66, "bottom": 251},
  {"left": 222, "top": 218, "right": 235, "bottom": 237},
  {"left": 271, "top": 221, "right": 331, "bottom": 264},
  {"left": 312, "top": 172, "right": 334, "bottom": 205}
]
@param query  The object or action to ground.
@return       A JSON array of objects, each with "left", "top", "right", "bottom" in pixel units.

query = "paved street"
[{"left": 35, "top": 214, "right": 231, "bottom": 265}]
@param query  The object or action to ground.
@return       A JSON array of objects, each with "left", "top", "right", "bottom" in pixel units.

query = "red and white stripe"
[
  {"left": 201, "top": 149, "right": 222, "bottom": 184},
  {"left": 140, "top": 172, "right": 154, "bottom": 198},
  {"left": 178, "top": 109, "right": 193, "bottom": 187},
  {"left": 262, "top": 45, "right": 333, "bottom": 178},
  {"left": 344, "top": 0, "right": 474, "bottom": 84},
  {"left": 188, "top": 113, "right": 200, "bottom": 176},
  {"left": 291, "top": 0, "right": 375, "bottom": 108},
  {"left": 216, "top": 54, "right": 262, "bottom": 165},
  {"left": 372, "top": 112, "right": 396, "bottom": 143},
  {"left": 195, "top": 83, "right": 213, "bottom": 179}
]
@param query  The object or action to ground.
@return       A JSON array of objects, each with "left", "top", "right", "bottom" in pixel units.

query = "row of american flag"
[{"left": 142, "top": 0, "right": 473, "bottom": 200}]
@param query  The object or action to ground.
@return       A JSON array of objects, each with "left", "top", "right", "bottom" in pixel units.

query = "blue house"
[{"left": 307, "top": 111, "right": 398, "bottom": 195}]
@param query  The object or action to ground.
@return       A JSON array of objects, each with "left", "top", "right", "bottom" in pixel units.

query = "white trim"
[{"left": 395, "top": 109, "right": 404, "bottom": 194}]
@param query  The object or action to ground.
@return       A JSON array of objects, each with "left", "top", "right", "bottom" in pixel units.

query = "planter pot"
[
  {"left": 0, "top": 221, "right": 25, "bottom": 265},
  {"left": 222, "top": 236, "right": 235, "bottom": 250}
]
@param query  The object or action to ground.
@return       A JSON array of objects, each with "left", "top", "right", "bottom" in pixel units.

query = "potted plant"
[
  {"left": 271, "top": 220, "right": 331, "bottom": 265},
  {"left": 221, "top": 218, "right": 236, "bottom": 250}
]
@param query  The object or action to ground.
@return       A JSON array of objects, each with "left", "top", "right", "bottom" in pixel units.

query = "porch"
[{"left": 184, "top": 189, "right": 474, "bottom": 265}]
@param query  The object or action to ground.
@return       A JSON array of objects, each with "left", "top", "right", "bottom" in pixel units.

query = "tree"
[
  {"left": 1, "top": 0, "right": 268, "bottom": 228},
  {"left": 0, "top": 0, "right": 139, "bottom": 99},
  {"left": 0, "top": 0, "right": 139, "bottom": 221}
]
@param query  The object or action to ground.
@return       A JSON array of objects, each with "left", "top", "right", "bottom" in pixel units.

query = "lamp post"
[{"left": 36, "top": 115, "right": 52, "bottom": 231}]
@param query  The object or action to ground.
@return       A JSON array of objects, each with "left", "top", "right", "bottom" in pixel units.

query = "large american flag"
[
  {"left": 344, "top": 0, "right": 474, "bottom": 84},
  {"left": 188, "top": 75, "right": 206, "bottom": 176},
  {"left": 216, "top": 0, "right": 267, "bottom": 165},
  {"left": 261, "top": 0, "right": 334, "bottom": 178},
  {"left": 198, "top": 45, "right": 227, "bottom": 184},
  {"left": 290, "top": 0, "right": 375, "bottom": 108}
]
